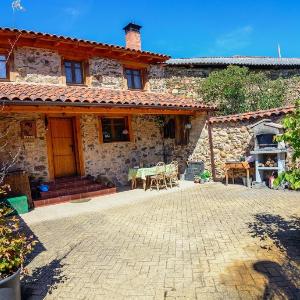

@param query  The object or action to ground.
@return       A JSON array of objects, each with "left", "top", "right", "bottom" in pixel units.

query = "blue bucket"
[{"left": 38, "top": 184, "right": 49, "bottom": 192}]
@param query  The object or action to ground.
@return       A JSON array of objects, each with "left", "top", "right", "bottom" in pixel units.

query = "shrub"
[
  {"left": 274, "top": 100, "right": 300, "bottom": 190},
  {"left": 200, "top": 65, "right": 286, "bottom": 115},
  {"left": 0, "top": 203, "right": 36, "bottom": 280},
  {"left": 273, "top": 169, "right": 300, "bottom": 190}
]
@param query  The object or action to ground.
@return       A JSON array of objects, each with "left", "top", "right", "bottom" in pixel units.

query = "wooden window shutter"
[{"left": 175, "top": 115, "right": 189, "bottom": 145}]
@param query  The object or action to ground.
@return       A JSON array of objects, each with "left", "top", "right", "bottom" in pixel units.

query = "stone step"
[
  {"left": 46, "top": 178, "right": 92, "bottom": 190},
  {"left": 34, "top": 187, "right": 117, "bottom": 208},
  {"left": 40, "top": 183, "right": 104, "bottom": 199}
]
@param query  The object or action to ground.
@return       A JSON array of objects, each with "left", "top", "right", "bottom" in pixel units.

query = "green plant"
[
  {"left": 0, "top": 203, "right": 36, "bottom": 280},
  {"left": 273, "top": 100, "right": 300, "bottom": 190},
  {"left": 273, "top": 169, "right": 300, "bottom": 190},
  {"left": 200, "top": 170, "right": 211, "bottom": 180},
  {"left": 276, "top": 100, "right": 300, "bottom": 162},
  {"left": 200, "top": 65, "right": 286, "bottom": 115}
]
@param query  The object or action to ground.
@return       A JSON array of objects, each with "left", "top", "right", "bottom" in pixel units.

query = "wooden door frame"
[{"left": 46, "top": 115, "right": 85, "bottom": 181}]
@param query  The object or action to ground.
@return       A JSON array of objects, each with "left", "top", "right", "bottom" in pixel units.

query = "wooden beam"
[
  {"left": 74, "top": 116, "right": 85, "bottom": 177},
  {"left": 2, "top": 105, "right": 203, "bottom": 116}
]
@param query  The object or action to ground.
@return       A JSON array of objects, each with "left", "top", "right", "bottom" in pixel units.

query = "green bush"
[
  {"left": 200, "top": 65, "right": 286, "bottom": 115},
  {"left": 200, "top": 170, "right": 211, "bottom": 180},
  {"left": 274, "top": 100, "right": 300, "bottom": 190},
  {"left": 273, "top": 169, "right": 300, "bottom": 190},
  {"left": 0, "top": 203, "right": 36, "bottom": 280}
]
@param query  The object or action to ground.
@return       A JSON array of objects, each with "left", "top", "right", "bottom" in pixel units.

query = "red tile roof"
[
  {"left": 209, "top": 106, "right": 295, "bottom": 123},
  {"left": 0, "top": 28, "right": 169, "bottom": 61},
  {"left": 0, "top": 82, "right": 215, "bottom": 111}
]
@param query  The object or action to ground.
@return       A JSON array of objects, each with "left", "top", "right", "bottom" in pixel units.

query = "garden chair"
[
  {"left": 166, "top": 161, "right": 179, "bottom": 188},
  {"left": 150, "top": 162, "right": 168, "bottom": 191}
]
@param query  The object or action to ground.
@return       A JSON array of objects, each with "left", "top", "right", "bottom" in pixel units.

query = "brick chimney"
[{"left": 123, "top": 23, "right": 142, "bottom": 50}]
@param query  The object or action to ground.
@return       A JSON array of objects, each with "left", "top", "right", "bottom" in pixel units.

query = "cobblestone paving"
[{"left": 22, "top": 184, "right": 300, "bottom": 299}]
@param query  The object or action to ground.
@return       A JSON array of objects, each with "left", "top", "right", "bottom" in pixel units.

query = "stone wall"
[
  {"left": 81, "top": 114, "right": 162, "bottom": 185},
  {"left": 4, "top": 111, "right": 294, "bottom": 186},
  {"left": 14, "top": 47, "right": 62, "bottom": 84},
  {"left": 0, "top": 112, "right": 209, "bottom": 186},
  {"left": 11, "top": 47, "right": 168, "bottom": 93},
  {"left": 210, "top": 116, "right": 294, "bottom": 180},
  {"left": 89, "top": 58, "right": 124, "bottom": 89},
  {"left": 162, "top": 114, "right": 211, "bottom": 174},
  {"left": 148, "top": 65, "right": 166, "bottom": 93},
  {"left": 80, "top": 114, "right": 209, "bottom": 185},
  {"left": 165, "top": 65, "right": 300, "bottom": 105},
  {"left": 0, "top": 113, "right": 49, "bottom": 180}
]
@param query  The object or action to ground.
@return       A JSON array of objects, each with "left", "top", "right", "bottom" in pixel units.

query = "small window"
[
  {"left": 101, "top": 117, "right": 130, "bottom": 143},
  {"left": 64, "top": 60, "right": 83, "bottom": 84},
  {"left": 125, "top": 68, "right": 143, "bottom": 90},
  {"left": 0, "top": 55, "right": 7, "bottom": 79},
  {"left": 164, "top": 118, "right": 175, "bottom": 139}
]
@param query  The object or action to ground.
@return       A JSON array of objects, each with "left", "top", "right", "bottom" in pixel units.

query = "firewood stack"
[{"left": 258, "top": 157, "right": 278, "bottom": 168}]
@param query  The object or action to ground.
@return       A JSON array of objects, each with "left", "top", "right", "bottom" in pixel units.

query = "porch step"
[
  {"left": 40, "top": 182, "right": 105, "bottom": 199},
  {"left": 34, "top": 187, "right": 116, "bottom": 208},
  {"left": 46, "top": 178, "right": 92, "bottom": 190},
  {"left": 34, "top": 176, "right": 116, "bottom": 207}
]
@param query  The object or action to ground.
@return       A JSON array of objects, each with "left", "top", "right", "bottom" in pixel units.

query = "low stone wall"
[{"left": 210, "top": 116, "right": 294, "bottom": 180}]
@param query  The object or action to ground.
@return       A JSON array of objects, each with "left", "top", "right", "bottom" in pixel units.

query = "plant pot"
[{"left": 0, "top": 268, "right": 21, "bottom": 300}]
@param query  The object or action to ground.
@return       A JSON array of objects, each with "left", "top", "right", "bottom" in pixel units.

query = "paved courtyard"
[{"left": 21, "top": 183, "right": 300, "bottom": 299}]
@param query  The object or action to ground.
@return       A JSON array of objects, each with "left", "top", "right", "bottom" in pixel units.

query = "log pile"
[{"left": 258, "top": 157, "right": 278, "bottom": 168}]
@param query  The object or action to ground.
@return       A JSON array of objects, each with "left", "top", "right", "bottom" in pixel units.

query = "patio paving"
[{"left": 21, "top": 182, "right": 300, "bottom": 299}]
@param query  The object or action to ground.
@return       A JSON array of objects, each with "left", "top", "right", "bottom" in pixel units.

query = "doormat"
[{"left": 70, "top": 198, "right": 92, "bottom": 203}]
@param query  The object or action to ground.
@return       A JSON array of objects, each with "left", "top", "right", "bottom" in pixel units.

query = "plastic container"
[
  {"left": 2, "top": 195, "right": 29, "bottom": 215},
  {"left": 38, "top": 184, "right": 49, "bottom": 192}
]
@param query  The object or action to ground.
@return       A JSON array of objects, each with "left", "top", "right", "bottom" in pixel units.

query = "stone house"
[
  {"left": 0, "top": 24, "right": 217, "bottom": 206},
  {"left": 0, "top": 24, "right": 296, "bottom": 206}
]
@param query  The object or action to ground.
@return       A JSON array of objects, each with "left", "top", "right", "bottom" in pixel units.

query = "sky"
[{"left": 1, "top": 0, "right": 299, "bottom": 58}]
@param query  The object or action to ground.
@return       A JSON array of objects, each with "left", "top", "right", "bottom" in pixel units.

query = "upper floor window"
[
  {"left": 0, "top": 55, "right": 7, "bottom": 79},
  {"left": 100, "top": 117, "right": 130, "bottom": 143},
  {"left": 125, "top": 68, "right": 143, "bottom": 90},
  {"left": 64, "top": 60, "right": 83, "bottom": 84}
]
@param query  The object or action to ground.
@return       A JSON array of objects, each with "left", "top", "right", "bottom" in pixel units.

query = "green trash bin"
[{"left": 1, "top": 195, "right": 29, "bottom": 215}]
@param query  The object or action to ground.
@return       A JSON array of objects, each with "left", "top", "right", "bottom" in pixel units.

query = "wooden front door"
[{"left": 49, "top": 118, "right": 77, "bottom": 178}]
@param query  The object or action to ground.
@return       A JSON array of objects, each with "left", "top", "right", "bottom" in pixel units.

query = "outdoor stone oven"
[{"left": 249, "top": 119, "right": 287, "bottom": 184}]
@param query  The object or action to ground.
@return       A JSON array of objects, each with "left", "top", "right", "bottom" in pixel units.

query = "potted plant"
[
  {"left": 0, "top": 186, "right": 36, "bottom": 300},
  {"left": 200, "top": 170, "right": 211, "bottom": 183}
]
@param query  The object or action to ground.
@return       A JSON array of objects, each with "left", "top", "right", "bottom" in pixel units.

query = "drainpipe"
[{"left": 207, "top": 112, "right": 217, "bottom": 181}]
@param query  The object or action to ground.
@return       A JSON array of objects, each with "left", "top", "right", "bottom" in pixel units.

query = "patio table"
[{"left": 128, "top": 164, "right": 175, "bottom": 190}]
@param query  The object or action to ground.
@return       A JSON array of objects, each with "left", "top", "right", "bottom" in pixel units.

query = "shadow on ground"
[
  {"left": 21, "top": 254, "right": 68, "bottom": 299},
  {"left": 248, "top": 213, "right": 300, "bottom": 299},
  {"left": 16, "top": 215, "right": 69, "bottom": 299}
]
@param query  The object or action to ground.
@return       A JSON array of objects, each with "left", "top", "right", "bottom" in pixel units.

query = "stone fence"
[{"left": 209, "top": 108, "right": 295, "bottom": 181}]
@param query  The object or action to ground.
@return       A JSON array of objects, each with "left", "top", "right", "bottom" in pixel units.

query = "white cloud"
[
  {"left": 211, "top": 25, "right": 254, "bottom": 54},
  {"left": 64, "top": 7, "right": 81, "bottom": 18}
]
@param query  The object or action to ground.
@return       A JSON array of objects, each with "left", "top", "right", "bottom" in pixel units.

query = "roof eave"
[{"left": 3, "top": 99, "right": 215, "bottom": 112}]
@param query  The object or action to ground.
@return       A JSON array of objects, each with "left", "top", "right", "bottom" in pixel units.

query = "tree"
[
  {"left": 200, "top": 65, "right": 286, "bottom": 115},
  {"left": 273, "top": 100, "right": 300, "bottom": 190}
]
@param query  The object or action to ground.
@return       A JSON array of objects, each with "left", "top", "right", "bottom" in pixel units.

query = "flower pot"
[{"left": 0, "top": 268, "right": 21, "bottom": 300}]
